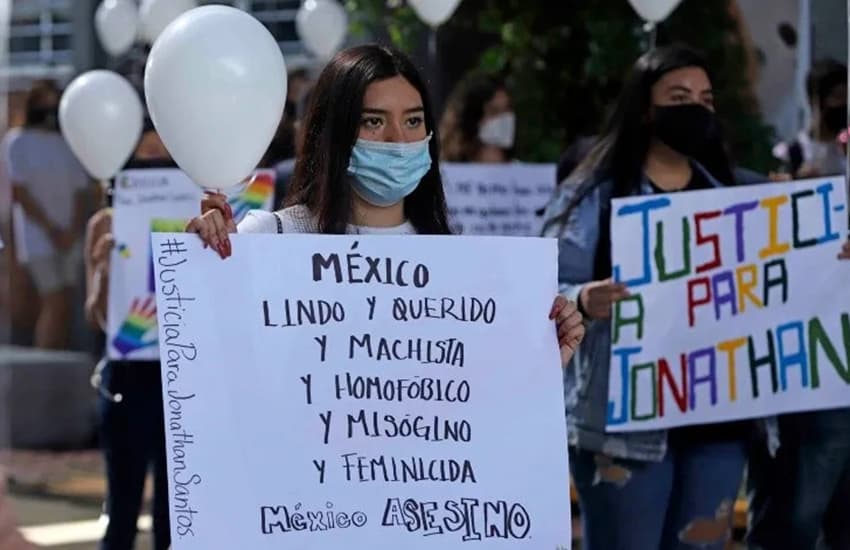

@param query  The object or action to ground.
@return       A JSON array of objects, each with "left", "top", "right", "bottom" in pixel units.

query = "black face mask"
[
  {"left": 822, "top": 105, "right": 847, "bottom": 135},
  {"left": 123, "top": 157, "right": 179, "bottom": 170},
  {"left": 27, "top": 106, "right": 59, "bottom": 130},
  {"left": 652, "top": 104, "right": 718, "bottom": 157}
]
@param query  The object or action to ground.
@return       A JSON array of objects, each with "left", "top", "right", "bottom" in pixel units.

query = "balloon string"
[
  {"left": 645, "top": 22, "right": 657, "bottom": 51},
  {"left": 428, "top": 28, "right": 443, "bottom": 112}
]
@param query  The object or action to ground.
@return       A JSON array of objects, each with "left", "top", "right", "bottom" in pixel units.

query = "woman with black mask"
[{"left": 540, "top": 45, "right": 750, "bottom": 549}]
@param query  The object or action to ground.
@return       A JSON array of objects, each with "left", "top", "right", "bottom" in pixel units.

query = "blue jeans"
[
  {"left": 98, "top": 361, "right": 170, "bottom": 550},
  {"left": 747, "top": 408, "right": 850, "bottom": 550},
  {"left": 571, "top": 439, "right": 746, "bottom": 550}
]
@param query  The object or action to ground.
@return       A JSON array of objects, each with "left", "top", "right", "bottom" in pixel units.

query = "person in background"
[
  {"left": 541, "top": 45, "right": 752, "bottom": 550},
  {"left": 284, "top": 67, "right": 312, "bottom": 121},
  {"left": 3, "top": 80, "right": 92, "bottom": 349},
  {"left": 773, "top": 59, "right": 847, "bottom": 178},
  {"left": 439, "top": 74, "right": 515, "bottom": 163},
  {"left": 747, "top": 223, "right": 850, "bottom": 543},
  {"left": 85, "top": 115, "right": 173, "bottom": 550},
  {"left": 260, "top": 68, "right": 315, "bottom": 207}
]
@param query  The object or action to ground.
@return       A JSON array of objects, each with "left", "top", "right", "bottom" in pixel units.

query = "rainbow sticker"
[
  {"left": 149, "top": 218, "right": 188, "bottom": 293},
  {"left": 112, "top": 295, "right": 158, "bottom": 357},
  {"left": 229, "top": 172, "right": 275, "bottom": 221}
]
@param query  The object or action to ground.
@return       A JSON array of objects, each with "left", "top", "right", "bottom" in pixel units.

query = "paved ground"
[
  {"left": 4, "top": 450, "right": 152, "bottom": 549},
  {"left": 2, "top": 449, "right": 744, "bottom": 549}
]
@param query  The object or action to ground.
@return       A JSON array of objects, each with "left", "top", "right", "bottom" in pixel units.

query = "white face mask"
[{"left": 478, "top": 112, "right": 516, "bottom": 149}]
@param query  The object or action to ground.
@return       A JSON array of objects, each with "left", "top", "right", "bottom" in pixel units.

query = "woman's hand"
[
  {"left": 91, "top": 232, "right": 114, "bottom": 271},
  {"left": 839, "top": 240, "right": 850, "bottom": 260},
  {"left": 84, "top": 231, "right": 114, "bottom": 329},
  {"left": 579, "top": 278, "right": 630, "bottom": 320},
  {"left": 186, "top": 192, "right": 236, "bottom": 259},
  {"left": 201, "top": 192, "right": 234, "bottom": 218},
  {"left": 551, "top": 295, "right": 585, "bottom": 367},
  {"left": 768, "top": 171, "right": 791, "bottom": 182}
]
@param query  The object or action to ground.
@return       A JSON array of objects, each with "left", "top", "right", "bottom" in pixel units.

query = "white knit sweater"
[{"left": 236, "top": 205, "right": 417, "bottom": 235}]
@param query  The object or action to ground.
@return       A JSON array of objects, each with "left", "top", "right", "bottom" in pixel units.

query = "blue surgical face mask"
[{"left": 347, "top": 133, "right": 433, "bottom": 207}]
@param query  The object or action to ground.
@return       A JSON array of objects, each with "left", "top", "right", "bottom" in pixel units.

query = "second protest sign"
[{"left": 608, "top": 178, "right": 850, "bottom": 431}]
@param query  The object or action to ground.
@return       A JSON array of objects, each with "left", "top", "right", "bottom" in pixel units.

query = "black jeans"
[
  {"left": 747, "top": 408, "right": 850, "bottom": 550},
  {"left": 98, "top": 360, "right": 170, "bottom": 550}
]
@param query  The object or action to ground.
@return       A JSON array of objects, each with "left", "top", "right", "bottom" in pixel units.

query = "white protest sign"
[
  {"left": 441, "top": 163, "right": 556, "bottom": 236},
  {"left": 107, "top": 169, "right": 274, "bottom": 360},
  {"left": 151, "top": 233, "right": 571, "bottom": 549},
  {"left": 607, "top": 178, "right": 850, "bottom": 432}
]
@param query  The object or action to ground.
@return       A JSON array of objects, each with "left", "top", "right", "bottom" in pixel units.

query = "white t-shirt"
[
  {"left": 237, "top": 205, "right": 417, "bottom": 235},
  {"left": 3, "top": 128, "right": 90, "bottom": 259}
]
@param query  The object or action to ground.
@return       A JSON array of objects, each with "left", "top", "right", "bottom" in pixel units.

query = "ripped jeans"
[{"left": 571, "top": 440, "right": 746, "bottom": 550}]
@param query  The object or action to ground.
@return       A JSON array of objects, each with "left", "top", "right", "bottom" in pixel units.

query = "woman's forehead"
[
  {"left": 655, "top": 67, "right": 712, "bottom": 93},
  {"left": 362, "top": 76, "right": 423, "bottom": 110}
]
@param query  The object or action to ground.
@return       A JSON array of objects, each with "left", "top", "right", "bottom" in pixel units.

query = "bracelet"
[{"left": 576, "top": 292, "right": 588, "bottom": 317}]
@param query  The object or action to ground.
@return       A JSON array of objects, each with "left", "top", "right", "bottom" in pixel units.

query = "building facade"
[{"left": 4, "top": 0, "right": 309, "bottom": 94}]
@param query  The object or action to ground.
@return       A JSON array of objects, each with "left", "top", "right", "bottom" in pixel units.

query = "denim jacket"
[{"left": 542, "top": 162, "right": 778, "bottom": 461}]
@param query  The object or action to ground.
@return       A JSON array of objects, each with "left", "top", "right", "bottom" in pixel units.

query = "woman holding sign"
[
  {"left": 540, "top": 45, "right": 749, "bottom": 549},
  {"left": 84, "top": 120, "right": 176, "bottom": 550},
  {"left": 188, "top": 44, "right": 584, "bottom": 366}
]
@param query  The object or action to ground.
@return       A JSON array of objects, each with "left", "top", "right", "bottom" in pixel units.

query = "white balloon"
[
  {"left": 409, "top": 0, "right": 462, "bottom": 27},
  {"left": 145, "top": 6, "right": 287, "bottom": 189},
  {"left": 139, "top": 0, "right": 196, "bottom": 44},
  {"left": 627, "top": 0, "right": 682, "bottom": 23},
  {"left": 59, "top": 71, "right": 143, "bottom": 180},
  {"left": 295, "top": 0, "right": 348, "bottom": 60},
  {"left": 94, "top": 0, "right": 139, "bottom": 57}
]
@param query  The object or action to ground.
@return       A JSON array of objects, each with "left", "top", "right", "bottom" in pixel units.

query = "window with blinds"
[
  {"left": 7, "top": 0, "right": 75, "bottom": 81},
  {"left": 200, "top": 0, "right": 303, "bottom": 56}
]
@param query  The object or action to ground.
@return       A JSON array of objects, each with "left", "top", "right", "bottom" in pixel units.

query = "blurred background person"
[
  {"left": 258, "top": 68, "right": 315, "bottom": 207},
  {"left": 440, "top": 73, "right": 515, "bottom": 163},
  {"left": 3, "top": 80, "right": 92, "bottom": 350},
  {"left": 773, "top": 59, "right": 847, "bottom": 178},
  {"left": 748, "top": 60, "right": 850, "bottom": 546}
]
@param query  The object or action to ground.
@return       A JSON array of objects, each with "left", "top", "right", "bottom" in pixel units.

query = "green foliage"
[
  {"left": 346, "top": 0, "right": 424, "bottom": 53},
  {"left": 345, "top": 0, "right": 776, "bottom": 171}
]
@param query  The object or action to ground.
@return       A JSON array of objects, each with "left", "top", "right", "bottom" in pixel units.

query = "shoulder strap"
[{"left": 273, "top": 211, "right": 284, "bottom": 234}]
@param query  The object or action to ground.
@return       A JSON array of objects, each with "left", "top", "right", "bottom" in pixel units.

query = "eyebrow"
[
  {"left": 361, "top": 107, "right": 425, "bottom": 115},
  {"left": 667, "top": 84, "right": 713, "bottom": 95}
]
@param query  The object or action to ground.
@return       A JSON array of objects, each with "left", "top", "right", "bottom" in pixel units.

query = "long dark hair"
[
  {"left": 440, "top": 73, "right": 509, "bottom": 161},
  {"left": 544, "top": 44, "right": 734, "bottom": 278},
  {"left": 286, "top": 44, "right": 451, "bottom": 235}
]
